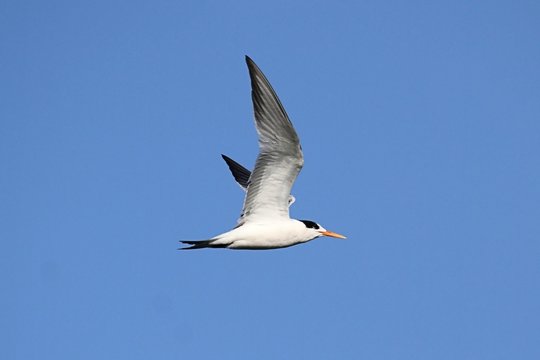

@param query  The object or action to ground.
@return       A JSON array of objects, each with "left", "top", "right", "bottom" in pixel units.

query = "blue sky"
[{"left": 2, "top": 0, "right": 540, "bottom": 359}]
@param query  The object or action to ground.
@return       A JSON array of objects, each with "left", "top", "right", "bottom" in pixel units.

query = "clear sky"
[{"left": 2, "top": 0, "right": 540, "bottom": 359}]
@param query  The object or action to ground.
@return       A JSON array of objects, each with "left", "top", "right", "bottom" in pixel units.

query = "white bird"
[{"left": 181, "top": 56, "right": 345, "bottom": 250}]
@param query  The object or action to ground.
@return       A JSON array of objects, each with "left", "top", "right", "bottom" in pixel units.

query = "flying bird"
[{"left": 180, "top": 56, "right": 345, "bottom": 250}]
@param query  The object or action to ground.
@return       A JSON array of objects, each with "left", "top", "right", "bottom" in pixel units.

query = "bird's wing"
[
  {"left": 221, "top": 154, "right": 251, "bottom": 190},
  {"left": 222, "top": 154, "right": 297, "bottom": 208},
  {"left": 238, "top": 56, "right": 303, "bottom": 224}
]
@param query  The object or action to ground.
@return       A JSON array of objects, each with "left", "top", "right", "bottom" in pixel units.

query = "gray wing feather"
[
  {"left": 239, "top": 56, "right": 303, "bottom": 223},
  {"left": 222, "top": 153, "right": 296, "bottom": 207}
]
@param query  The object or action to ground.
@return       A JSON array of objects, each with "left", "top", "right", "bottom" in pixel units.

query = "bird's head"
[{"left": 299, "top": 220, "right": 346, "bottom": 239}]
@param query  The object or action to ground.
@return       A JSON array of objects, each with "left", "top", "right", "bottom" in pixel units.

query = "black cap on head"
[{"left": 299, "top": 220, "right": 320, "bottom": 230}]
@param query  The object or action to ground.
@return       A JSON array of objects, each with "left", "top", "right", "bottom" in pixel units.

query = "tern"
[{"left": 180, "top": 56, "right": 345, "bottom": 250}]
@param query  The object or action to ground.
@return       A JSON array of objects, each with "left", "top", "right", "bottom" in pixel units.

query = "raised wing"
[
  {"left": 238, "top": 56, "right": 303, "bottom": 224},
  {"left": 222, "top": 154, "right": 296, "bottom": 207}
]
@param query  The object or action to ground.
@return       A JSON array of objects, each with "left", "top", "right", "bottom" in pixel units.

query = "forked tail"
[{"left": 179, "top": 240, "right": 229, "bottom": 250}]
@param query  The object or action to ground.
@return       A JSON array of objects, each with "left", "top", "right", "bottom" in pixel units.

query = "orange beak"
[{"left": 320, "top": 230, "right": 347, "bottom": 239}]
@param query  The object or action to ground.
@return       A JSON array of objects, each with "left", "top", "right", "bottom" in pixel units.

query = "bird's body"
[
  {"left": 180, "top": 56, "right": 345, "bottom": 250},
  {"left": 184, "top": 220, "right": 322, "bottom": 250}
]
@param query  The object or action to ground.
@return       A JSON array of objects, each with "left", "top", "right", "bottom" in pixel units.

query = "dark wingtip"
[
  {"left": 220, "top": 154, "right": 252, "bottom": 188},
  {"left": 245, "top": 55, "right": 257, "bottom": 70}
]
